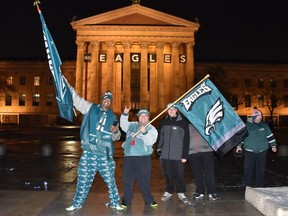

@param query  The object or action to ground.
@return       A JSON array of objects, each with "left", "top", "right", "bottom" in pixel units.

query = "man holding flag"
[{"left": 35, "top": 1, "right": 124, "bottom": 212}]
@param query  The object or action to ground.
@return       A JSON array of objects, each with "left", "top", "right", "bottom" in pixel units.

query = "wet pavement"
[{"left": 0, "top": 125, "right": 287, "bottom": 215}]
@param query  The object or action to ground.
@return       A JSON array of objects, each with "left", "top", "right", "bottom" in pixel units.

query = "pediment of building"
[{"left": 71, "top": 4, "right": 199, "bottom": 30}]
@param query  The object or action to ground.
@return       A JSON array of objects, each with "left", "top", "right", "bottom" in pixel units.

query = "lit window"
[
  {"left": 32, "top": 93, "right": 40, "bottom": 106},
  {"left": 5, "top": 93, "right": 12, "bottom": 106},
  {"left": 7, "top": 76, "right": 13, "bottom": 86},
  {"left": 46, "top": 93, "right": 53, "bottom": 106},
  {"left": 19, "top": 93, "right": 26, "bottom": 106},
  {"left": 34, "top": 76, "right": 40, "bottom": 86}
]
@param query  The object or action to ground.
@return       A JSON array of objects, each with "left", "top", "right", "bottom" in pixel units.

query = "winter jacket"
[
  {"left": 120, "top": 113, "right": 158, "bottom": 156},
  {"left": 156, "top": 113, "right": 190, "bottom": 160},
  {"left": 238, "top": 121, "right": 276, "bottom": 153},
  {"left": 188, "top": 124, "right": 213, "bottom": 154},
  {"left": 70, "top": 86, "right": 120, "bottom": 157}
]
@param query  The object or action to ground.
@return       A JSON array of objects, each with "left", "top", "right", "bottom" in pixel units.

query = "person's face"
[
  {"left": 254, "top": 114, "right": 262, "bottom": 123},
  {"left": 101, "top": 98, "right": 111, "bottom": 111},
  {"left": 138, "top": 114, "right": 149, "bottom": 125},
  {"left": 167, "top": 108, "right": 177, "bottom": 117}
]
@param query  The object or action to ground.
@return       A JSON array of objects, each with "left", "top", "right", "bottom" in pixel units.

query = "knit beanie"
[
  {"left": 101, "top": 91, "right": 113, "bottom": 102},
  {"left": 252, "top": 108, "right": 262, "bottom": 121}
]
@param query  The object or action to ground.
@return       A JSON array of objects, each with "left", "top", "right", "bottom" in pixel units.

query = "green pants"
[{"left": 72, "top": 150, "right": 120, "bottom": 207}]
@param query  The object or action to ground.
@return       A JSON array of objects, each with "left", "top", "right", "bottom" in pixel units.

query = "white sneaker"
[
  {"left": 208, "top": 193, "right": 219, "bottom": 201},
  {"left": 66, "top": 205, "right": 82, "bottom": 212},
  {"left": 110, "top": 204, "right": 125, "bottom": 211},
  {"left": 194, "top": 192, "right": 205, "bottom": 199},
  {"left": 161, "top": 191, "right": 173, "bottom": 201},
  {"left": 177, "top": 193, "right": 189, "bottom": 203}
]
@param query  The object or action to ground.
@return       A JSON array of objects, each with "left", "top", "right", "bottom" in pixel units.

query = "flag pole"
[{"left": 133, "top": 74, "right": 210, "bottom": 137}]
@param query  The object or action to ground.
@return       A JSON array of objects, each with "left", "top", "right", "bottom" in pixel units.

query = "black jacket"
[{"left": 156, "top": 113, "right": 190, "bottom": 160}]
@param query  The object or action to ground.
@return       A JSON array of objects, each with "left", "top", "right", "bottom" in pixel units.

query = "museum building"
[{"left": 1, "top": 1, "right": 288, "bottom": 127}]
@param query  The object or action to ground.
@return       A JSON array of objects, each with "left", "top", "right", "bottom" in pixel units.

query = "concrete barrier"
[{"left": 245, "top": 186, "right": 288, "bottom": 216}]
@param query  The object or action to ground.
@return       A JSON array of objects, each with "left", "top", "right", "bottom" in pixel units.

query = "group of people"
[
  {"left": 65, "top": 87, "right": 159, "bottom": 212},
  {"left": 156, "top": 103, "right": 219, "bottom": 202},
  {"left": 65, "top": 86, "right": 278, "bottom": 212}
]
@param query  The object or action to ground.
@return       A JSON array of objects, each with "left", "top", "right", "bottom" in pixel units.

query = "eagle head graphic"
[{"left": 204, "top": 99, "right": 224, "bottom": 136}]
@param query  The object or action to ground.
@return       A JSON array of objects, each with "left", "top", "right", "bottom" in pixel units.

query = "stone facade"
[
  {"left": 70, "top": 3, "right": 199, "bottom": 114},
  {"left": 1, "top": 2, "right": 288, "bottom": 127},
  {"left": 1, "top": 60, "right": 288, "bottom": 127}
]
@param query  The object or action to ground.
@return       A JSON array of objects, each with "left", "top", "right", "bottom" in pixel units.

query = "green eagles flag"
[
  {"left": 36, "top": 5, "right": 73, "bottom": 122},
  {"left": 176, "top": 78, "right": 247, "bottom": 158}
]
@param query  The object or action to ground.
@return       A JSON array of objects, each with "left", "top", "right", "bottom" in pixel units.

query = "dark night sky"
[{"left": 1, "top": 0, "right": 288, "bottom": 63}]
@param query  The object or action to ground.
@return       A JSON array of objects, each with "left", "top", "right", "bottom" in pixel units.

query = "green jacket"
[{"left": 238, "top": 121, "right": 276, "bottom": 153}]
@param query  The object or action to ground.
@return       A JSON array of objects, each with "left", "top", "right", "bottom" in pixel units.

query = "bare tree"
[{"left": 0, "top": 75, "right": 15, "bottom": 101}]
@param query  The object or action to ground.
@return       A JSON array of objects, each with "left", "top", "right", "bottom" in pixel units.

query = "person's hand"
[
  {"left": 139, "top": 126, "right": 146, "bottom": 133},
  {"left": 236, "top": 146, "right": 242, "bottom": 154},
  {"left": 123, "top": 106, "right": 131, "bottom": 114},
  {"left": 271, "top": 146, "right": 277, "bottom": 153},
  {"left": 110, "top": 123, "right": 118, "bottom": 133}
]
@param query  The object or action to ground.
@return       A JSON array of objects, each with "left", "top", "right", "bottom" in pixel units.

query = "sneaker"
[
  {"left": 193, "top": 192, "right": 204, "bottom": 199},
  {"left": 208, "top": 193, "right": 219, "bottom": 200},
  {"left": 150, "top": 202, "right": 158, "bottom": 208},
  {"left": 66, "top": 205, "right": 82, "bottom": 212},
  {"left": 177, "top": 193, "right": 189, "bottom": 203},
  {"left": 110, "top": 204, "right": 125, "bottom": 211},
  {"left": 121, "top": 202, "right": 127, "bottom": 209},
  {"left": 161, "top": 191, "right": 173, "bottom": 201}
]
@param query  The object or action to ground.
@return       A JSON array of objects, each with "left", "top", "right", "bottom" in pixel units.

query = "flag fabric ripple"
[
  {"left": 37, "top": 7, "right": 73, "bottom": 122},
  {"left": 176, "top": 78, "right": 246, "bottom": 158}
]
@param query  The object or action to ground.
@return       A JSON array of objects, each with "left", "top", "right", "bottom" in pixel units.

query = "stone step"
[{"left": 245, "top": 186, "right": 288, "bottom": 216}]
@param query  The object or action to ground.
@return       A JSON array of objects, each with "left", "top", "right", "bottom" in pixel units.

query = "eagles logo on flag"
[{"left": 176, "top": 78, "right": 246, "bottom": 158}]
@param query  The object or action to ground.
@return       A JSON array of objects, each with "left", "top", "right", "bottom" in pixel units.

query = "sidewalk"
[
  {"left": 0, "top": 190, "right": 263, "bottom": 216},
  {"left": 0, "top": 126, "right": 287, "bottom": 215}
]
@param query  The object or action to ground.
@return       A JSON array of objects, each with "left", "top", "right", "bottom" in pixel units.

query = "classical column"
[
  {"left": 114, "top": 43, "right": 123, "bottom": 113},
  {"left": 186, "top": 42, "right": 195, "bottom": 88},
  {"left": 103, "top": 41, "right": 115, "bottom": 94},
  {"left": 90, "top": 41, "right": 100, "bottom": 102},
  {"left": 75, "top": 41, "right": 85, "bottom": 96},
  {"left": 140, "top": 42, "right": 148, "bottom": 109},
  {"left": 172, "top": 42, "right": 180, "bottom": 99},
  {"left": 123, "top": 42, "right": 131, "bottom": 107},
  {"left": 156, "top": 42, "right": 165, "bottom": 110},
  {"left": 148, "top": 43, "right": 157, "bottom": 113}
]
